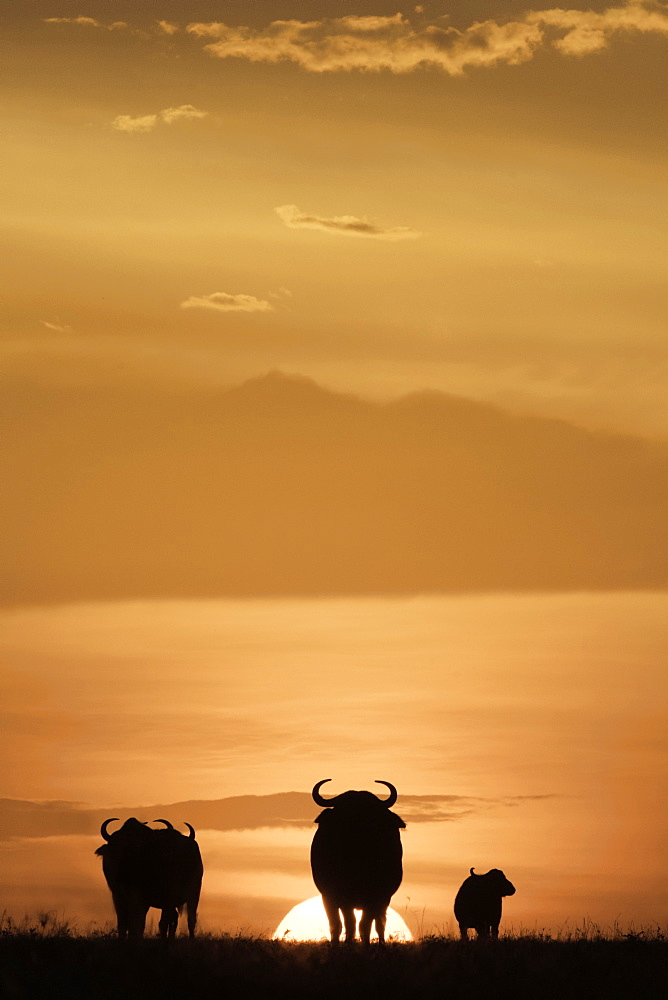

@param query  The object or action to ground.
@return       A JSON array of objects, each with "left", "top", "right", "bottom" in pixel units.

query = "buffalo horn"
[
  {"left": 312, "top": 779, "right": 343, "bottom": 807},
  {"left": 470, "top": 867, "right": 476, "bottom": 876},
  {"left": 153, "top": 818, "right": 174, "bottom": 829},
  {"left": 184, "top": 823, "right": 196, "bottom": 839},
  {"left": 375, "top": 780, "right": 398, "bottom": 807},
  {"left": 100, "top": 818, "right": 119, "bottom": 841}
]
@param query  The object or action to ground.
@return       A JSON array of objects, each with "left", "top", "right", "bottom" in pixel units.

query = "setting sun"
[{"left": 273, "top": 896, "right": 413, "bottom": 943}]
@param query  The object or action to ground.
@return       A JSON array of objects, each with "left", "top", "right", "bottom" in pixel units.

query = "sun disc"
[{"left": 273, "top": 895, "right": 413, "bottom": 942}]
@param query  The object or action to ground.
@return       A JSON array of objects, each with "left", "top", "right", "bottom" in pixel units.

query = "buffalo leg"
[
  {"left": 323, "top": 898, "right": 343, "bottom": 942},
  {"left": 341, "top": 907, "right": 356, "bottom": 943},
  {"left": 159, "top": 907, "right": 178, "bottom": 939},
  {"left": 186, "top": 898, "right": 199, "bottom": 938},
  {"left": 374, "top": 910, "right": 387, "bottom": 945},
  {"left": 359, "top": 911, "right": 373, "bottom": 945},
  {"left": 127, "top": 906, "right": 148, "bottom": 940},
  {"left": 476, "top": 925, "right": 490, "bottom": 940},
  {"left": 113, "top": 896, "right": 146, "bottom": 940},
  {"left": 491, "top": 923, "right": 499, "bottom": 940},
  {"left": 458, "top": 924, "right": 469, "bottom": 941},
  {"left": 112, "top": 894, "right": 128, "bottom": 939}
]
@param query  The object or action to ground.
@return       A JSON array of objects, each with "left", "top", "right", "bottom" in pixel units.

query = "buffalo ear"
[
  {"left": 392, "top": 815, "right": 406, "bottom": 829},
  {"left": 314, "top": 809, "right": 335, "bottom": 826}
]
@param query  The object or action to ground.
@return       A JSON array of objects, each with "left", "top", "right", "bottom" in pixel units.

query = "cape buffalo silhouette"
[
  {"left": 95, "top": 817, "right": 203, "bottom": 939},
  {"left": 454, "top": 867, "right": 516, "bottom": 940},
  {"left": 310, "top": 779, "right": 405, "bottom": 944}
]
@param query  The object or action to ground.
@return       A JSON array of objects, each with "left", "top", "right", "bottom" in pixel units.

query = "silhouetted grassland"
[{"left": 1, "top": 915, "right": 666, "bottom": 1000}]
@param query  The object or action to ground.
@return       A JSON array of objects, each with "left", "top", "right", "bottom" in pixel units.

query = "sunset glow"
[{"left": 273, "top": 897, "right": 413, "bottom": 942}]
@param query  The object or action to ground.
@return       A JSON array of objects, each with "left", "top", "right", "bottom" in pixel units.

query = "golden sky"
[
  {"left": 2, "top": 2, "right": 667, "bottom": 936},
  {"left": 1, "top": 593, "right": 666, "bottom": 934},
  {"left": 3, "top": 2, "right": 667, "bottom": 433}
]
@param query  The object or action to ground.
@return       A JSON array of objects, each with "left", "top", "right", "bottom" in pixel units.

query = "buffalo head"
[
  {"left": 312, "top": 779, "right": 398, "bottom": 810},
  {"left": 469, "top": 867, "right": 516, "bottom": 897}
]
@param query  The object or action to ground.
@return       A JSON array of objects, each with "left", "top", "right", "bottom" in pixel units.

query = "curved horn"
[
  {"left": 100, "top": 818, "right": 119, "bottom": 841},
  {"left": 153, "top": 818, "right": 174, "bottom": 829},
  {"left": 470, "top": 867, "right": 476, "bottom": 876},
  {"left": 312, "top": 779, "right": 341, "bottom": 807},
  {"left": 184, "top": 823, "right": 196, "bottom": 839},
  {"left": 375, "top": 780, "right": 398, "bottom": 807}
]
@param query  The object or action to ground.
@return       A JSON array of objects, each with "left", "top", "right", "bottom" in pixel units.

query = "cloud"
[
  {"left": 156, "top": 20, "right": 179, "bottom": 36},
  {"left": 0, "top": 793, "right": 557, "bottom": 840},
  {"left": 180, "top": 292, "right": 274, "bottom": 314},
  {"left": 186, "top": 3, "right": 668, "bottom": 75},
  {"left": 275, "top": 204, "right": 421, "bottom": 241},
  {"left": 3, "top": 371, "right": 665, "bottom": 603},
  {"left": 40, "top": 320, "right": 72, "bottom": 334},
  {"left": 111, "top": 113, "right": 158, "bottom": 133},
  {"left": 111, "top": 104, "right": 208, "bottom": 133},
  {"left": 528, "top": 1, "right": 668, "bottom": 56},
  {"left": 185, "top": 13, "right": 541, "bottom": 75},
  {"left": 159, "top": 104, "right": 208, "bottom": 124},
  {"left": 44, "top": 17, "right": 127, "bottom": 31}
]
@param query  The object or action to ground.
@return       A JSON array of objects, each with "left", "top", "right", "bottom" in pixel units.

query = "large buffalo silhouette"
[
  {"left": 310, "top": 779, "right": 405, "bottom": 943},
  {"left": 454, "top": 867, "right": 516, "bottom": 940},
  {"left": 95, "top": 817, "right": 203, "bottom": 939}
]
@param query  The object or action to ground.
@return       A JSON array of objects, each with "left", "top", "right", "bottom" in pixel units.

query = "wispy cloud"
[
  {"left": 180, "top": 292, "right": 274, "bottom": 314},
  {"left": 0, "top": 793, "right": 559, "bottom": 839},
  {"left": 111, "top": 104, "right": 208, "bottom": 133},
  {"left": 44, "top": 16, "right": 127, "bottom": 31},
  {"left": 40, "top": 320, "right": 72, "bottom": 334},
  {"left": 156, "top": 20, "right": 179, "bottom": 36},
  {"left": 111, "top": 114, "right": 159, "bottom": 134},
  {"left": 159, "top": 105, "right": 207, "bottom": 124},
  {"left": 275, "top": 204, "right": 421, "bottom": 241},
  {"left": 186, "top": 3, "right": 668, "bottom": 75},
  {"left": 528, "top": 1, "right": 668, "bottom": 55},
  {"left": 44, "top": 5, "right": 668, "bottom": 75}
]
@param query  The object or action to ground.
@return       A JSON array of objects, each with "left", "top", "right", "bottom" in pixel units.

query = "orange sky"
[
  {"left": 3, "top": 2, "right": 667, "bottom": 433},
  {"left": 1, "top": 593, "right": 666, "bottom": 934},
  {"left": 1, "top": 2, "right": 667, "bottom": 936}
]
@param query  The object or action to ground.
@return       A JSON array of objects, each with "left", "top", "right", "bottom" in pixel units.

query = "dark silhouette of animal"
[
  {"left": 454, "top": 867, "right": 516, "bottom": 940},
  {"left": 95, "top": 817, "right": 203, "bottom": 939},
  {"left": 310, "top": 779, "right": 405, "bottom": 944}
]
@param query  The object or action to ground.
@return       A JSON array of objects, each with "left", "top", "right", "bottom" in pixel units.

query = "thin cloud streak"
[
  {"left": 111, "top": 104, "right": 208, "bottom": 133},
  {"left": 159, "top": 105, "right": 207, "bottom": 124},
  {"left": 275, "top": 204, "right": 421, "bottom": 241},
  {"left": 40, "top": 320, "right": 72, "bottom": 334},
  {"left": 180, "top": 292, "right": 274, "bottom": 314},
  {"left": 44, "top": 17, "right": 127, "bottom": 31},
  {"left": 0, "top": 793, "right": 558, "bottom": 840},
  {"left": 186, "top": 3, "right": 668, "bottom": 75}
]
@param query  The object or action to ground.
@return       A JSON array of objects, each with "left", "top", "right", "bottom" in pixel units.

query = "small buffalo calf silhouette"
[{"left": 454, "top": 867, "right": 516, "bottom": 940}]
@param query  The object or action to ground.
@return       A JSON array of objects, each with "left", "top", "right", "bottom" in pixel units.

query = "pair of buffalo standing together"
[{"left": 97, "top": 780, "right": 515, "bottom": 942}]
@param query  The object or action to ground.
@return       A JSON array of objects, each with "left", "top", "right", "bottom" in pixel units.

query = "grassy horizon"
[
  {"left": 3, "top": 913, "right": 666, "bottom": 1000},
  {"left": 3, "top": 910, "right": 666, "bottom": 942}
]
